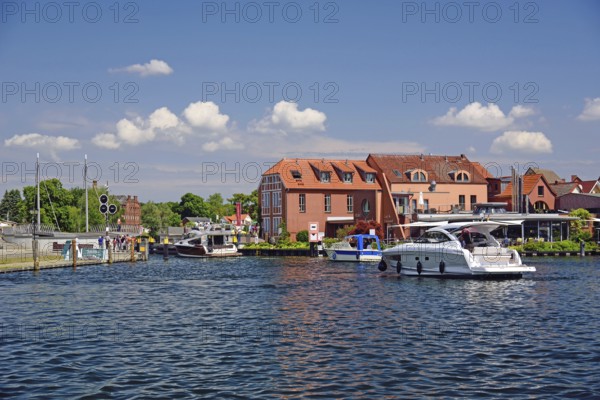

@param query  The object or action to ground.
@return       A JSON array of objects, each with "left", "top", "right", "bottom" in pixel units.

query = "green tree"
[
  {"left": 22, "top": 179, "right": 75, "bottom": 229},
  {"left": 178, "top": 193, "right": 208, "bottom": 218},
  {"left": 569, "top": 208, "right": 592, "bottom": 241},
  {"left": 0, "top": 189, "right": 24, "bottom": 222},
  {"left": 228, "top": 190, "right": 259, "bottom": 221},
  {"left": 142, "top": 202, "right": 181, "bottom": 237},
  {"left": 206, "top": 193, "right": 229, "bottom": 221}
]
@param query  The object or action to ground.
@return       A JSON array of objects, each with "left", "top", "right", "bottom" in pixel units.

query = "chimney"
[
  {"left": 92, "top": 180, "right": 97, "bottom": 189},
  {"left": 134, "top": 195, "right": 138, "bottom": 202},
  {"left": 460, "top": 154, "right": 466, "bottom": 160}
]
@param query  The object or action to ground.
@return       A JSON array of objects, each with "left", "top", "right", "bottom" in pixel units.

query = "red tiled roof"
[
  {"left": 263, "top": 158, "right": 381, "bottom": 190},
  {"left": 579, "top": 180, "right": 599, "bottom": 193},
  {"left": 498, "top": 174, "right": 557, "bottom": 197},
  {"left": 551, "top": 182, "right": 581, "bottom": 197},
  {"left": 367, "top": 154, "right": 488, "bottom": 184}
]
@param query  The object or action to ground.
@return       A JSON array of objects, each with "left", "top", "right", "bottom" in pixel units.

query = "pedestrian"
[{"left": 117, "top": 218, "right": 122, "bottom": 232}]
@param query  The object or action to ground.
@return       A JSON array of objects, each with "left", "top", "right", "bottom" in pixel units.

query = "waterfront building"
[
  {"left": 114, "top": 195, "right": 141, "bottom": 230},
  {"left": 365, "top": 154, "right": 488, "bottom": 239},
  {"left": 259, "top": 158, "right": 382, "bottom": 240}
]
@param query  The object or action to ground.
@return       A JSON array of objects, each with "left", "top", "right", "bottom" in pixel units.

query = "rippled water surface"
[{"left": 1, "top": 256, "right": 600, "bottom": 398}]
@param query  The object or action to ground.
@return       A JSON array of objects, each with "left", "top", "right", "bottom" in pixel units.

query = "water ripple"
[{"left": 1, "top": 256, "right": 600, "bottom": 397}]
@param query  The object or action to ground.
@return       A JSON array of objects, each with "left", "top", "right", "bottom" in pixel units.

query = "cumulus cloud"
[
  {"left": 577, "top": 97, "right": 600, "bottom": 121},
  {"left": 91, "top": 133, "right": 120, "bottom": 150},
  {"left": 4, "top": 133, "right": 80, "bottom": 159},
  {"left": 109, "top": 59, "right": 173, "bottom": 77},
  {"left": 92, "top": 101, "right": 237, "bottom": 151},
  {"left": 490, "top": 131, "right": 553, "bottom": 154},
  {"left": 432, "top": 102, "right": 535, "bottom": 132},
  {"left": 183, "top": 101, "right": 230, "bottom": 131},
  {"left": 249, "top": 101, "right": 327, "bottom": 135}
]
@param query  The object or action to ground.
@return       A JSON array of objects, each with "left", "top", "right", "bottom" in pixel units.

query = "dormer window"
[
  {"left": 343, "top": 172, "right": 353, "bottom": 183},
  {"left": 291, "top": 170, "right": 302, "bottom": 179},
  {"left": 366, "top": 173, "right": 375, "bottom": 183},
  {"left": 320, "top": 171, "right": 331, "bottom": 183},
  {"left": 451, "top": 170, "right": 470, "bottom": 182},
  {"left": 456, "top": 172, "right": 469, "bottom": 182},
  {"left": 411, "top": 170, "right": 427, "bottom": 182}
]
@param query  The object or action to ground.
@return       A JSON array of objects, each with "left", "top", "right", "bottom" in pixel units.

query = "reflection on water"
[{"left": 1, "top": 256, "right": 599, "bottom": 398}]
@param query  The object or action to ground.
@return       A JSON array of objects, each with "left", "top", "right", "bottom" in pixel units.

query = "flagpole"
[
  {"left": 36, "top": 153, "right": 40, "bottom": 227},
  {"left": 85, "top": 154, "right": 89, "bottom": 232}
]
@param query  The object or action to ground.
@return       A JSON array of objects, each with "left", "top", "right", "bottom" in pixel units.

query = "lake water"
[{"left": 1, "top": 256, "right": 599, "bottom": 398}]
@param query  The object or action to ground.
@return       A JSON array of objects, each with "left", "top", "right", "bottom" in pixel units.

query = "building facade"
[{"left": 259, "top": 159, "right": 382, "bottom": 240}]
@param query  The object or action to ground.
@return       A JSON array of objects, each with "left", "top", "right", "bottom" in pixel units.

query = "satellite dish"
[
  {"left": 99, "top": 194, "right": 109, "bottom": 204},
  {"left": 108, "top": 204, "right": 117, "bottom": 214},
  {"left": 99, "top": 204, "right": 108, "bottom": 214}
]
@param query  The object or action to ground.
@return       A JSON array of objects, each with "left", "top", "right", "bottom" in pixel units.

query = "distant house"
[
  {"left": 491, "top": 174, "right": 557, "bottom": 212},
  {"left": 571, "top": 176, "right": 600, "bottom": 194},
  {"left": 223, "top": 214, "right": 252, "bottom": 226},
  {"left": 182, "top": 216, "right": 211, "bottom": 226},
  {"left": 525, "top": 167, "right": 564, "bottom": 184},
  {"left": 114, "top": 195, "right": 141, "bottom": 228}
]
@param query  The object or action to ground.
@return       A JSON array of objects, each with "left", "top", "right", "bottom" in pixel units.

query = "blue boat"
[{"left": 324, "top": 234, "right": 382, "bottom": 262}]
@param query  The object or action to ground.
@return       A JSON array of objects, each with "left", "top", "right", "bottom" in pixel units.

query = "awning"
[
  {"left": 326, "top": 216, "right": 354, "bottom": 223},
  {"left": 390, "top": 221, "right": 449, "bottom": 228}
]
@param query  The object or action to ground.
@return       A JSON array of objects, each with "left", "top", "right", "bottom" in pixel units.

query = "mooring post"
[
  {"left": 130, "top": 237, "right": 135, "bottom": 262},
  {"left": 163, "top": 237, "right": 169, "bottom": 261},
  {"left": 580, "top": 240, "right": 585, "bottom": 257},
  {"left": 33, "top": 238, "right": 40, "bottom": 271},
  {"left": 72, "top": 238, "right": 77, "bottom": 269},
  {"left": 108, "top": 242, "right": 113, "bottom": 264}
]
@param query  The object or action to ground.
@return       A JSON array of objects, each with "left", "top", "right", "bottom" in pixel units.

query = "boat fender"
[
  {"left": 396, "top": 261, "right": 402, "bottom": 274},
  {"left": 439, "top": 260, "right": 445, "bottom": 274},
  {"left": 356, "top": 252, "right": 360, "bottom": 260},
  {"left": 378, "top": 260, "right": 387, "bottom": 272},
  {"left": 416, "top": 261, "right": 423, "bottom": 275}
]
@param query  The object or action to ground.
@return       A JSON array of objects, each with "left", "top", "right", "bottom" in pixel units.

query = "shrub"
[{"left": 296, "top": 230, "right": 309, "bottom": 242}]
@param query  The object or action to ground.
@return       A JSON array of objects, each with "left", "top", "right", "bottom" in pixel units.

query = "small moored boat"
[
  {"left": 325, "top": 234, "right": 382, "bottom": 262},
  {"left": 174, "top": 224, "right": 241, "bottom": 258}
]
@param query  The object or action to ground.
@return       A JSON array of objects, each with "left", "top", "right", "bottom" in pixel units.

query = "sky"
[{"left": 1, "top": 0, "right": 599, "bottom": 202}]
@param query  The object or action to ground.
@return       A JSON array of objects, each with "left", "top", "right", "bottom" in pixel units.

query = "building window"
[
  {"left": 299, "top": 194, "right": 306, "bottom": 213},
  {"left": 324, "top": 194, "right": 331, "bottom": 213},
  {"left": 343, "top": 172, "right": 353, "bottom": 183},
  {"left": 263, "top": 218, "right": 270, "bottom": 236},
  {"left": 347, "top": 195, "right": 353, "bottom": 213},
  {"left": 411, "top": 171, "right": 427, "bottom": 182},
  {"left": 456, "top": 172, "right": 470, "bottom": 182},
  {"left": 362, "top": 199, "right": 370, "bottom": 213},
  {"left": 458, "top": 195, "right": 466, "bottom": 210},
  {"left": 366, "top": 173, "right": 375, "bottom": 183},
  {"left": 321, "top": 171, "right": 331, "bottom": 183},
  {"left": 424, "top": 199, "right": 429, "bottom": 211},
  {"left": 470, "top": 195, "right": 477, "bottom": 209},
  {"left": 538, "top": 186, "right": 544, "bottom": 196},
  {"left": 272, "top": 191, "right": 282, "bottom": 215},
  {"left": 261, "top": 192, "right": 270, "bottom": 215},
  {"left": 273, "top": 217, "right": 281, "bottom": 235}
]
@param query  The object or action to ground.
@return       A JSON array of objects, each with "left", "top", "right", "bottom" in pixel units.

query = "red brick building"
[
  {"left": 259, "top": 159, "right": 382, "bottom": 240},
  {"left": 116, "top": 195, "right": 141, "bottom": 228}
]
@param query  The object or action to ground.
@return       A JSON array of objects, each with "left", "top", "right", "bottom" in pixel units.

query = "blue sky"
[{"left": 1, "top": 0, "right": 599, "bottom": 202}]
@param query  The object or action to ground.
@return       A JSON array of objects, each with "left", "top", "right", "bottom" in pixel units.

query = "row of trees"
[{"left": 0, "top": 180, "right": 258, "bottom": 236}]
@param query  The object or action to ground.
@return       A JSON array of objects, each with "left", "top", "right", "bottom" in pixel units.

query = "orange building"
[
  {"left": 366, "top": 154, "right": 489, "bottom": 239},
  {"left": 259, "top": 159, "right": 382, "bottom": 240}
]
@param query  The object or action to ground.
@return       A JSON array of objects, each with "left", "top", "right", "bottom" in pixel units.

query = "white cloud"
[
  {"left": 202, "top": 136, "right": 245, "bottom": 152},
  {"left": 109, "top": 59, "right": 173, "bottom": 77},
  {"left": 92, "top": 133, "right": 120, "bottom": 149},
  {"left": 249, "top": 101, "right": 327, "bottom": 135},
  {"left": 577, "top": 97, "right": 600, "bottom": 121},
  {"left": 92, "top": 102, "right": 237, "bottom": 151},
  {"left": 183, "top": 101, "right": 229, "bottom": 131},
  {"left": 4, "top": 133, "right": 80, "bottom": 159},
  {"left": 432, "top": 102, "right": 535, "bottom": 132},
  {"left": 490, "top": 131, "right": 553, "bottom": 154}
]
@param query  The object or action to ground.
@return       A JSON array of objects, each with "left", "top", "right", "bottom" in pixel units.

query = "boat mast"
[
  {"left": 36, "top": 153, "right": 40, "bottom": 228},
  {"left": 85, "top": 154, "right": 89, "bottom": 232}
]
